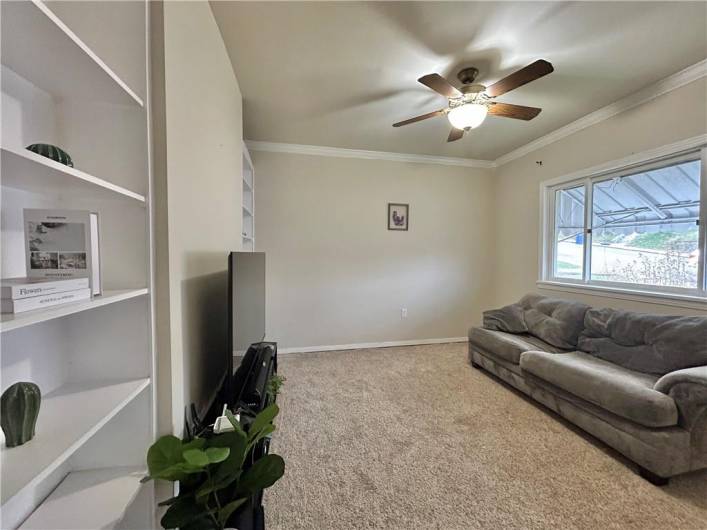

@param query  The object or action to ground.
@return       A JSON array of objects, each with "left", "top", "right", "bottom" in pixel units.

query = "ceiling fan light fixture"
[{"left": 447, "top": 103, "right": 488, "bottom": 130}]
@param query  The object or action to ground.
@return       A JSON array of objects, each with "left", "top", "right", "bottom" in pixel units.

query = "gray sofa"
[{"left": 468, "top": 293, "right": 707, "bottom": 485}]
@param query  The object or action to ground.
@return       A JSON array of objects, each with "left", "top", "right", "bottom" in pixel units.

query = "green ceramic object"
[
  {"left": 26, "top": 143, "right": 74, "bottom": 167},
  {"left": 1, "top": 382, "right": 41, "bottom": 448}
]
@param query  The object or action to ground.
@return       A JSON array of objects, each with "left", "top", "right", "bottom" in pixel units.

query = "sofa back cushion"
[
  {"left": 518, "top": 294, "right": 590, "bottom": 349},
  {"left": 482, "top": 294, "right": 589, "bottom": 349},
  {"left": 578, "top": 308, "right": 707, "bottom": 375},
  {"left": 482, "top": 304, "right": 528, "bottom": 334}
]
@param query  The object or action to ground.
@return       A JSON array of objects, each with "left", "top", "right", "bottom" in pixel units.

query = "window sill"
[{"left": 536, "top": 281, "right": 707, "bottom": 311}]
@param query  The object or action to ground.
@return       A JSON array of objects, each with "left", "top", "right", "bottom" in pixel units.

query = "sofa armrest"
[{"left": 655, "top": 367, "right": 707, "bottom": 430}]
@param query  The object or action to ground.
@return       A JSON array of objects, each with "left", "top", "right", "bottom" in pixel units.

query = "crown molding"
[
  {"left": 246, "top": 60, "right": 706, "bottom": 171},
  {"left": 539, "top": 133, "right": 707, "bottom": 189},
  {"left": 495, "top": 59, "right": 707, "bottom": 167},
  {"left": 245, "top": 141, "right": 496, "bottom": 169}
]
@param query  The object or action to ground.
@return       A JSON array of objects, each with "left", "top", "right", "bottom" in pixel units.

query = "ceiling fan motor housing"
[
  {"left": 460, "top": 84, "right": 486, "bottom": 95},
  {"left": 457, "top": 67, "right": 480, "bottom": 85}
]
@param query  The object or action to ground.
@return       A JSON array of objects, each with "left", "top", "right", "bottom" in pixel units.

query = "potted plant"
[
  {"left": 266, "top": 374, "right": 286, "bottom": 398},
  {"left": 142, "top": 404, "right": 285, "bottom": 530}
]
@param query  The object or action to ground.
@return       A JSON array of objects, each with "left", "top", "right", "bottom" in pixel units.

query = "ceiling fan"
[{"left": 393, "top": 60, "right": 554, "bottom": 142}]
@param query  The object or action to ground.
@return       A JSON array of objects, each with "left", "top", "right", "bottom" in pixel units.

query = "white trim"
[
  {"left": 0, "top": 289, "right": 150, "bottom": 333},
  {"left": 244, "top": 60, "right": 706, "bottom": 170},
  {"left": 538, "top": 139, "right": 707, "bottom": 306},
  {"left": 31, "top": 0, "right": 144, "bottom": 107},
  {"left": 538, "top": 137, "right": 707, "bottom": 289},
  {"left": 242, "top": 140, "right": 254, "bottom": 170},
  {"left": 278, "top": 336, "right": 467, "bottom": 354},
  {"left": 496, "top": 59, "right": 707, "bottom": 166},
  {"left": 699, "top": 147, "right": 707, "bottom": 290},
  {"left": 245, "top": 141, "right": 495, "bottom": 169},
  {"left": 537, "top": 281, "right": 707, "bottom": 311}
]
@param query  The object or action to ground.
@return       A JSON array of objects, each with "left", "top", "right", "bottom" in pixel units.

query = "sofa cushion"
[
  {"left": 469, "top": 328, "right": 567, "bottom": 365},
  {"left": 483, "top": 303, "right": 528, "bottom": 334},
  {"left": 517, "top": 294, "right": 590, "bottom": 349},
  {"left": 578, "top": 308, "right": 707, "bottom": 375},
  {"left": 520, "top": 351, "right": 678, "bottom": 428}
]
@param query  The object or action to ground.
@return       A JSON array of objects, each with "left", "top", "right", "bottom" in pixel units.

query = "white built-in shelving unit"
[
  {"left": 1, "top": 1, "right": 154, "bottom": 528},
  {"left": 242, "top": 143, "right": 255, "bottom": 251}
]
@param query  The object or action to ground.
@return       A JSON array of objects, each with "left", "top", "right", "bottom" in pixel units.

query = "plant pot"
[
  {"left": 1, "top": 382, "right": 41, "bottom": 447},
  {"left": 26, "top": 144, "right": 73, "bottom": 167}
]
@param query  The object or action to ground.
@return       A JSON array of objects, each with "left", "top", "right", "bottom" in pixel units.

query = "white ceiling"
[{"left": 211, "top": 1, "right": 707, "bottom": 161}]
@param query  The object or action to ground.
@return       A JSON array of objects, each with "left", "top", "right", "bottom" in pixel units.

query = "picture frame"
[{"left": 388, "top": 203, "right": 409, "bottom": 231}]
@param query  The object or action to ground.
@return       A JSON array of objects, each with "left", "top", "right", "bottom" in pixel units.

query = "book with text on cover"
[
  {"left": 24, "top": 209, "right": 101, "bottom": 296},
  {"left": 1, "top": 277, "right": 89, "bottom": 300},
  {"left": 1, "top": 288, "right": 92, "bottom": 313}
]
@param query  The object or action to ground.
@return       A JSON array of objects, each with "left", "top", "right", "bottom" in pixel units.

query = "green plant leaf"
[
  {"left": 210, "top": 430, "right": 248, "bottom": 485},
  {"left": 194, "top": 469, "right": 236, "bottom": 504},
  {"left": 181, "top": 516, "right": 218, "bottom": 530},
  {"left": 236, "top": 453, "right": 285, "bottom": 496},
  {"left": 207, "top": 428, "right": 247, "bottom": 450},
  {"left": 153, "top": 462, "right": 205, "bottom": 482},
  {"left": 157, "top": 496, "right": 180, "bottom": 507},
  {"left": 183, "top": 449, "right": 210, "bottom": 468},
  {"left": 217, "top": 497, "right": 248, "bottom": 527},
  {"left": 179, "top": 471, "right": 205, "bottom": 490},
  {"left": 224, "top": 410, "right": 247, "bottom": 437},
  {"left": 267, "top": 374, "right": 286, "bottom": 396},
  {"left": 195, "top": 467, "right": 242, "bottom": 500},
  {"left": 205, "top": 446, "right": 230, "bottom": 464},
  {"left": 246, "top": 424, "right": 275, "bottom": 454},
  {"left": 182, "top": 437, "right": 206, "bottom": 452},
  {"left": 247, "top": 404, "right": 279, "bottom": 443},
  {"left": 160, "top": 496, "right": 202, "bottom": 529},
  {"left": 147, "top": 435, "right": 183, "bottom": 478}
]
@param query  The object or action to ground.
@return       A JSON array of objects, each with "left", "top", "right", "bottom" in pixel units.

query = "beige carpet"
[{"left": 264, "top": 343, "right": 707, "bottom": 529}]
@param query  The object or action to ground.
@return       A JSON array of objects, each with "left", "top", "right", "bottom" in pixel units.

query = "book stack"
[
  {"left": 24, "top": 209, "right": 101, "bottom": 296},
  {"left": 1, "top": 278, "right": 91, "bottom": 314}
]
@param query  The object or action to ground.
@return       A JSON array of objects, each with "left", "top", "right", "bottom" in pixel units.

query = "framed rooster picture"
[{"left": 388, "top": 203, "right": 409, "bottom": 231}]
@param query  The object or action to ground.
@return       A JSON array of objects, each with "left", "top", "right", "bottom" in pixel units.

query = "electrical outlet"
[{"left": 401, "top": 307, "right": 408, "bottom": 319}]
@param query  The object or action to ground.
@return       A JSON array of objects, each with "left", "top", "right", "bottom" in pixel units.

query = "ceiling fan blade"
[
  {"left": 418, "top": 73, "right": 462, "bottom": 98},
  {"left": 488, "top": 102, "right": 542, "bottom": 121},
  {"left": 447, "top": 127, "right": 464, "bottom": 142},
  {"left": 392, "top": 109, "right": 445, "bottom": 127},
  {"left": 485, "top": 60, "right": 554, "bottom": 98}
]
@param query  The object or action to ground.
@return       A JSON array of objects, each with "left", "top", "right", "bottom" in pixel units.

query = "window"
[
  {"left": 553, "top": 185, "right": 585, "bottom": 280},
  {"left": 544, "top": 147, "right": 707, "bottom": 299}
]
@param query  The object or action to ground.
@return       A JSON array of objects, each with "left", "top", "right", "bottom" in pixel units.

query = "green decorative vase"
[
  {"left": 1, "top": 382, "right": 41, "bottom": 448},
  {"left": 26, "top": 143, "right": 74, "bottom": 167}
]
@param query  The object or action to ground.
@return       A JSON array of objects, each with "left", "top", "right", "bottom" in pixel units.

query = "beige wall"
[
  {"left": 493, "top": 78, "right": 707, "bottom": 315},
  {"left": 152, "top": 0, "right": 243, "bottom": 435},
  {"left": 255, "top": 78, "right": 706, "bottom": 353},
  {"left": 253, "top": 152, "right": 496, "bottom": 349}
]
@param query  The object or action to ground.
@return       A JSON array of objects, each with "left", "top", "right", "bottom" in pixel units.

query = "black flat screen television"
[
  {"left": 225, "top": 251, "right": 266, "bottom": 405},
  {"left": 222, "top": 252, "right": 273, "bottom": 530}
]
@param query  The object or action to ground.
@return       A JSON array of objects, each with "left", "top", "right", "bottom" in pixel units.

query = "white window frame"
[{"left": 539, "top": 135, "right": 707, "bottom": 307}]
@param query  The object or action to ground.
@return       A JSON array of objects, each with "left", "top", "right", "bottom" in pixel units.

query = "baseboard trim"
[{"left": 278, "top": 337, "right": 468, "bottom": 354}]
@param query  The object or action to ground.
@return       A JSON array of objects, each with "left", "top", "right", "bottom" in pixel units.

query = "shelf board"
[
  {"left": 1, "top": 379, "right": 150, "bottom": 506},
  {"left": 1, "top": 145, "right": 146, "bottom": 204},
  {"left": 1, "top": 289, "right": 149, "bottom": 334},
  {"left": 242, "top": 204, "right": 253, "bottom": 217},
  {"left": 243, "top": 178, "right": 253, "bottom": 192},
  {"left": 242, "top": 235, "right": 254, "bottom": 242},
  {"left": 1, "top": 0, "right": 143, "bottom": 107},
  {"left": 19, "top": 467, "right": 144, "bottom": 530}
]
